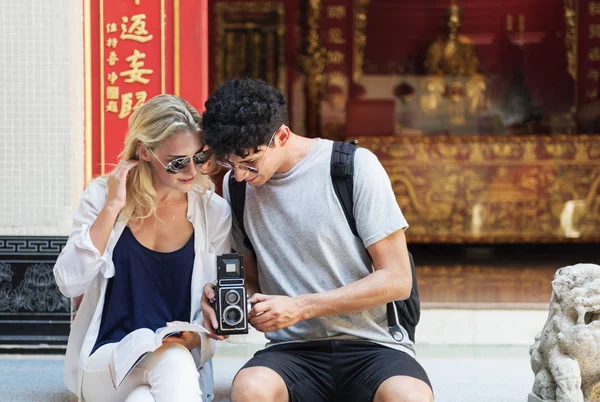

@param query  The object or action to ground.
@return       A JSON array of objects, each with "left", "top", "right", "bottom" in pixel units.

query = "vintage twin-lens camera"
[{"left": 210, "top": 253, "right": 249, "bottom": 335}]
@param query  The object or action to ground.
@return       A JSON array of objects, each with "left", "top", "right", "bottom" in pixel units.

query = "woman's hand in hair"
[{"left": 106, "top": 159, "right": 139, "bottom": 212}]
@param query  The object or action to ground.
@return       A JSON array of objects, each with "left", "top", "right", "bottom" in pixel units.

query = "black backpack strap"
[
  {"left": 395, "top": 251, "right": 420, "bottom": 340},
  {"left": 330, "top": 141, "right": 359, "bottom": 237},
  {"left": 330, "top": 140, "right": 417, "bottom": 343},
  {"left": 228, "top": 174, "right": 254, "bottom": 253}
]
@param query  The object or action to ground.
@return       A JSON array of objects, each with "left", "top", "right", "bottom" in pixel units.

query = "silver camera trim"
[
  {"left": 217, "top": 286, "right": 248, "bottom": 332},
  {"left": 222, "top": 305, "right": 244, "bottom": 326},
  {"left": 225, "top": 290, "right": 241, "bottom": 305}
]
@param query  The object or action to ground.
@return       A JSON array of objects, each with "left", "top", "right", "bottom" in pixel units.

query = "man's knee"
[
  {"left": 374, "top": 375, "right": 433, "bottom": 402},
  {"left": 231, "top": 367, "right": 288, "bottom": 402}
]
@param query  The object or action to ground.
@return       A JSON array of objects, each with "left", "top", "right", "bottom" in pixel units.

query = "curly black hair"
[{"left": 202, "top": 78, "right": 289, "bottom": 158}]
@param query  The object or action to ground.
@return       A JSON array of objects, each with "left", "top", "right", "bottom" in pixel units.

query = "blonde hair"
[{"left": 117, "top": 94, "right": 214, "bottom": 223}]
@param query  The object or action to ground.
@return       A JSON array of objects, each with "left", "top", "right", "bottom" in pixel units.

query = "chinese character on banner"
[
  {"left": 327, "top": 51, "right": 345, "bottom": 64},
  {"left": 106, "top": 22, "right": 117, "bottom": 34},
  {"left": 588, "top": 70, "right": 600, "bottom": 81},
  {"left": 119, "top": 93, "right": 134, "bottom": 119},
  {"left": 327, "top": 6, "right": 346, "bottom": 19},
  {"left": 106, "top": 101, "right": 118, "bottom": 114},
  {"left": 327, "top": 72, "right": 346, "bottom": 87},
  {"left": 120, "top": 49, "right": 153, "bottom": 84},
  {"left": 121, "top": 14, "right": 153, "bottom": 43},
  {"left": 107, "top": 72, "right": 119, "bottom": 84},
  {"left": 117, "top": 91, "right": 148, "bottom": 119},
  {"left": 107, "top": 51, "right": 119, "bottom": 66},
  {"left": 590, "top": 24, "right": 600, "bottom": 39},
  {"left": 328, "top": 28, "right": 346, "bottom": 45},
  {"left": 591, "top": 1, "right": 600, "bottom": 16},
  {"left": 133, "top": 91, "right": 148, "bottom": 111},
  {"left": 106, "top": 38, "right": 118, "bottom": 48},
  {"left": 589, "top": 47, "right": 600, "bottom": 62}
]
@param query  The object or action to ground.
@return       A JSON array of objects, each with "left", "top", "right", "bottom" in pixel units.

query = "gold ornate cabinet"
[{"left": 356, "top": 135, "right": 600, "bottom": 243}]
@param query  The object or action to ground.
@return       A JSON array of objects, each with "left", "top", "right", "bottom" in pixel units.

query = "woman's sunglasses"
[{"left": 148, "top": 148, "right": 214, "bottom": 174}]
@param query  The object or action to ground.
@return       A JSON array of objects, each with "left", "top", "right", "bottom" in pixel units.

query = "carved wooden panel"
[
  {"left": 0, "top": 237, "right": 69, "bottom": 347},
  {"left": 355, "top": 135, "right": 600, "bottom": 243},
  {"left": 213, "top": 1, "right": 287, "bottom": 93}
]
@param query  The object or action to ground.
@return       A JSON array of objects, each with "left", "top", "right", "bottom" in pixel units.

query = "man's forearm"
[{"left": 295, "top": 269, "right": 410, "bottom": 321}]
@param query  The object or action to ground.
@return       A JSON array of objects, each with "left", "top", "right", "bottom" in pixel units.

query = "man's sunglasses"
[{"left": 148, "top": 148, "right": 214, "bottom": 174}]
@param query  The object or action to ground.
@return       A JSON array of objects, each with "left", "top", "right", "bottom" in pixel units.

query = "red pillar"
[{"left": 178, "top": 0, "right": 209, "bottom": 112}]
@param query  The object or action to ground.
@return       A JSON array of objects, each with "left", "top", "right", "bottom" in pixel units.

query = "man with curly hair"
[{"left": 201, "top": 78, "right": 432, "bottom": 402}]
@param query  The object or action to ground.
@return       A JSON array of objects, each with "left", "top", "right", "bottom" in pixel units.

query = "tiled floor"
[{"left": 0, "top": 344, "right": 534, "bottom": 402}]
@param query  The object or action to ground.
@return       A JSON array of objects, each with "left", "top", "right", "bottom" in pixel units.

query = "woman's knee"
[
  {"left": 144, "top": 343, "right": 203, "bottom": 400},
  {"left": 231, "top": 367, "right": 288, "bottom": 402},
  {"left": 152, "top": 342, "right": 197, "bottom": 371},
  {"left": 142, "top": 342, "right": 199, "bottom": 387}
]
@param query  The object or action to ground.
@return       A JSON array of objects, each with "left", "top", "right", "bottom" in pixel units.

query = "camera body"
[{"left": 211, "top": 253, "right": 249, "bottom": 335}]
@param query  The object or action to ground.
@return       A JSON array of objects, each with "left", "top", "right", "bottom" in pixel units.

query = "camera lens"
[
  {"left": 225, "top": 290, "right": 240, "bottom": 305},
  {"left": 223, "top": 306, "right": 244, "bottom": 326}
]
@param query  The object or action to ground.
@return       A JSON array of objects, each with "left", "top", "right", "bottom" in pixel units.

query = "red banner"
[
  {"left": 320, "top": 0, "right": 353, "bottom": 139},
  {"left": 577, "top": 0, "right": 600, "bottom": 107},
  {"left": 85, "top": 0, "right": 208, "bottom": 182}
]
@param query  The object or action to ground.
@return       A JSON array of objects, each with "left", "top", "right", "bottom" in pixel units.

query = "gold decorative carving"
[
  {"left": 298, "top": 0, "right": 327, "bottom": 137},
  {"left": 466, "top": 74, "right": 487, "bottom": 114},
  {"left": 447, "top": 80, "right": 466, "bottom": 125},
  {"left": 419, "top": 77, "right": 445, "bottom": 115},
  {"left": 353, "top": 135, "right": 600, "bottom": 243},
  {"left": 214, "top": 2, "right": 286, "bottom": 93},
  {"left": 424, "top": 3, "right": 480, "bottom": 76},
  {"left": 565, "top": 0, "right": 577, "bottom": 80},
  {"left": 353, "top": 0, "right": 370, "bottom": 82}
]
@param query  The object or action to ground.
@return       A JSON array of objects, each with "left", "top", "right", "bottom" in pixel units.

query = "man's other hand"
[{"left": 248, "top": 293, "right": 306, "bottom": 332}]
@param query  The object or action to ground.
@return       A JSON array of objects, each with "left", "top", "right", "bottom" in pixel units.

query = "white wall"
[{"left": 0, "top": 0, "right": 84, "bottom": 236}]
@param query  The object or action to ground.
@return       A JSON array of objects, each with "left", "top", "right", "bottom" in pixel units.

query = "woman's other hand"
[{"left": 162, "top": 331, "right": 201, "bottom": 350}]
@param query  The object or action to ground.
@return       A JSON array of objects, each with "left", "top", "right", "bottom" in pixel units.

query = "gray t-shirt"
[{"left": 223, "top": 139, "right": 414, "bottom": 356}]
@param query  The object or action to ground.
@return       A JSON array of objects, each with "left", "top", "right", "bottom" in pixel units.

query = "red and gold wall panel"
[
  {"left": 356, "top": 134, "right": 600, "bottom": 243},
  {"left": 84, "top": 0, "right": 209, "bottom": 182}
]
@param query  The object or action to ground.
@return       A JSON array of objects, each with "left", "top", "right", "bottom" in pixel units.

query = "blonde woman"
[{"left": 54, "top": 94, "right": 231, "bottom": 402}]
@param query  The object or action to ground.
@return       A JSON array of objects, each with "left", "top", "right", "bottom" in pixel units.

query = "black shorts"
[{"left": 238, "top": 340, "right": 432, "bottom": 402}]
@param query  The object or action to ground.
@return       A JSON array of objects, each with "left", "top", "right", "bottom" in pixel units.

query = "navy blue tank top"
[{"left": 91, "top": 226, "right": 195, "bottom": 354}]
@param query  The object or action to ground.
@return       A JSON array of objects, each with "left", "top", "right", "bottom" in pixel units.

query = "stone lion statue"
[{"left": 530, "top": 263, "right": 600, "bottom": 402}]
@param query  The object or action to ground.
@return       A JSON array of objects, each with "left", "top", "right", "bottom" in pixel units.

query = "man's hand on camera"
[
  {"left": 248, "top": 293, "right": 305, "bottom": 332},
  {"left": 200, "top": 282, "right": 229, "bottom": 341}
]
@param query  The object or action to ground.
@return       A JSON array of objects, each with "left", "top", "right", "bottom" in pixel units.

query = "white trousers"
[{"left": 82, "top": 342, "right": 203, "bottom": 402}]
